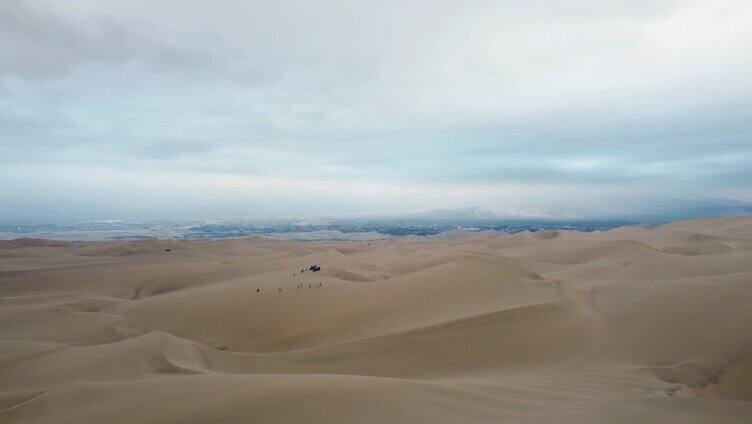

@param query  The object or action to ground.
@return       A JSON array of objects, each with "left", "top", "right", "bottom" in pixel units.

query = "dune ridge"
[{"left": 1, "top": 217, "right": 752, "bottom": 422}]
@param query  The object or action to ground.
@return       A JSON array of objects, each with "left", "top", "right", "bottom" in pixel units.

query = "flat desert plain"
[{"left": 2, "top": 217, "right": 752, "bottom": 423}]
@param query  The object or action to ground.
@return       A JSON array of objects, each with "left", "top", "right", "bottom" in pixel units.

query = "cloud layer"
[{"left": 2, "top": 0, "right": 751, "bottom": 220}]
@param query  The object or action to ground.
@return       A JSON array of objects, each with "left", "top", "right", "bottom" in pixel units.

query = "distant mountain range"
[
  {"left": 410, "top": 207, "right": 501, "bottom": 220},
  {"left": 412, "top": 198, "right": 752, "bottom": 222},
  {"left": 409, "top": 206, "right": 580, "bottom": 220},
  {"left": 645, "top": 198, "right": 752, "bottom": 220}
]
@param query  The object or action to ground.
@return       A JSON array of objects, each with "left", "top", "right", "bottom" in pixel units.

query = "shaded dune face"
[{"left": 1, "top": 218, "right": 752, "bottom": 423}]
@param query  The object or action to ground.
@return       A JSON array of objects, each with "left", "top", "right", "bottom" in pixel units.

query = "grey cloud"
[
  {"left": 0, "top": 1, "right": 209, "bottom": 79},
  {"left": 1, "top": 0, "right": 751, "bottom": 219}
]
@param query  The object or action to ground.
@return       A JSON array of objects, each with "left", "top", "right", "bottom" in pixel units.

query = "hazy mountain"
[
  {"left": 412, "top": 199, "right": 752, "bottom": 222},
  {"left": 647, "top": 198, "right": 752, "bottom": 220},
  {"left": 411, "top": 207, "right": 501, "bottom": 220}
]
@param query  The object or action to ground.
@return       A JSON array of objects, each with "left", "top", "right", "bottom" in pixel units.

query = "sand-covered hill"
[{"left": 1, "top": 217, "right": 752, "bottom": 423}]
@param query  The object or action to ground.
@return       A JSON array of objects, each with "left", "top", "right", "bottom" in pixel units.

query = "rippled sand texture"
[{"left": 2, "top": 217, "right": 752, "bottom": 423}]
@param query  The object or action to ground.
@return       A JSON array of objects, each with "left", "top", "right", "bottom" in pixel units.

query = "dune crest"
[{"left": 2, "top": 217, "right": 752, "bottom": 423}]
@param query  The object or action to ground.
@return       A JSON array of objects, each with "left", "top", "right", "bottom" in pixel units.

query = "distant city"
[
  {"left": 0, "top": 217, "right": 640, "bottom": 242},
  {"left": 2, "top": 200, "right": 750, "bottom": 242}
]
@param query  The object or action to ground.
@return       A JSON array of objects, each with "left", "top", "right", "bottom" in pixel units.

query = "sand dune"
[{"left": 1, "top": 218, "right": 752, "bottom": 422}]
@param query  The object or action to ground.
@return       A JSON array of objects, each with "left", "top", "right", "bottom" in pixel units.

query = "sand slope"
[{"left": 2, "top": 217, "right": 752, "bottom": 423}]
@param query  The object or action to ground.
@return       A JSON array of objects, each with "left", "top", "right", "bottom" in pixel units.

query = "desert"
[{"left": 1, "top": 217, "right": 751, "bottom": 423}]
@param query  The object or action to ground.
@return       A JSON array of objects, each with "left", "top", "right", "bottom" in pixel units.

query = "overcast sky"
[{"left": 1, "top": 0, "right": 751, "bottom": 221}]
